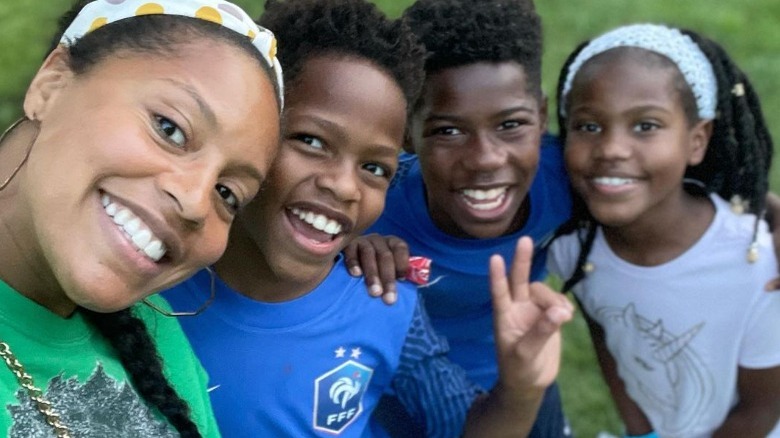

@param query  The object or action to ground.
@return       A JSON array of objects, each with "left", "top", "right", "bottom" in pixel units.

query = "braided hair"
[
  {"left": 553, "top": 27, "right": 773, "bottom": 293},
  {"left": 259, "top": 0, "right": 426, "bottom": 114},
  {"left": 402, "top": 0, "right": 543, "bottom": 99},
  {"left": 34, "top": 0, "right": 284, "bottom": 434},
  {"left": 83, "top": 309, "right": 201, "bottom": 437}
]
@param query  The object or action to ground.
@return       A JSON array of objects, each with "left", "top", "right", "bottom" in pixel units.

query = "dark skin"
[
  {"left": 765, "top": 193, "right": 780, "bottom": 290},
  {"left": 562, "top": 47, "right": 780, "bottom": 437},
  {"left": 345, "top": 46, "right": 780, "bottom": 437},
  {"left": 344, "top": 194, "right": 780, "bottom": 304}
]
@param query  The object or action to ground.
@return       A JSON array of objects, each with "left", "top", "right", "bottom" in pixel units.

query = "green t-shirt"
[{"left": 0, "top": 279, "right": 220, "bottom": 437}]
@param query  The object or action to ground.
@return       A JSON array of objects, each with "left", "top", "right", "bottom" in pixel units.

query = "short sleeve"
[{"left": 739, "top": 288, "right": 780, "bottom": 369}]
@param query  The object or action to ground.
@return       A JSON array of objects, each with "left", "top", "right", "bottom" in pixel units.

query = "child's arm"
[
  {"left": 765, "top": 192, "right": 780, "bottom": 290},
  {"left": 711, "top": 365, "right": 780, "bottom": 437},
  {"left": 582, "top": 309, "right": 654, "bottom": 436}
]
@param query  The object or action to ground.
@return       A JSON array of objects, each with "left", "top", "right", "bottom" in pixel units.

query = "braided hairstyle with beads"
[
  {"left": 552, "top": 27, "right": 773, "bottom": 293},
  {"left": 259, "top": 0, "right": 426, "bottom": 115}
]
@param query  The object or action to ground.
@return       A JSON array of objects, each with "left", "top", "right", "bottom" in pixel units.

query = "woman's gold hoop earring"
[
  {"left": 0, "top": 117, "right": 36, "bottom": 192},
  {"left": 143, "top": 267, "right": 217, "bottom": 317}
]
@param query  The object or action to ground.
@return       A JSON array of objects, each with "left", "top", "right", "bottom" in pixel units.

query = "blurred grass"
[{"left": 1, "top": 1, "right": 778, "bottom": 436}]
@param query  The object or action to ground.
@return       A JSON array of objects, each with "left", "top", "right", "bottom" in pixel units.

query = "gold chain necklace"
[{"left": 0, "top": 341, "right": 71, "bottom": 437}]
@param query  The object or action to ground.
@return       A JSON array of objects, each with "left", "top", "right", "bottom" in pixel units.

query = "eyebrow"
[
  {"left": 161, "top": 78, "right": 218, "bottom": 127},
  {"left": 229, "top": 162, "right": 265, "bottom": 184},
  {"left": 306, "top": 116, "right": 347, "bottom": 144},
  {"left": 303, "top": 115, "right": 400, "bottom": 157},
  {"left": 425, "top": 105, "right": 537, "bottom": 123}
]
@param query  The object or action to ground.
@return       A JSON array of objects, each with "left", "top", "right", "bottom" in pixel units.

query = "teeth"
[
  {"left": 124, "top": 217, "right": 142, "bottom": 235},
  {"left": 313, "top": 215, "right": 327, "bottom": 230},
  {"left": 462, "top": 187, "right": 507, "bottom": 201},
  {"left": 102, "top": 194, "right": 168, "bottom": 262},
  {"left": 324, "top": 221, "right": 340, "bottom": 234},
  {"left": 461, "top": 187, "right": 507, "bottom": 210},
  {"left": 113, "top": 209, "right": 133, "bottom": 226},
  {"left": 593, "top": 177, "right": 636, "bottom": 186},
  {"left": 290, "top": 207, "right": 343, "bottom": 236},
  {"left": 131, "top": 229, "right": 152, "bottom": 249},
  {"left": 105, "top": 203, "right": 119, "bottom": 216},
  {"left": 143, "top": 240, "right": 166, "bottom": 261}
]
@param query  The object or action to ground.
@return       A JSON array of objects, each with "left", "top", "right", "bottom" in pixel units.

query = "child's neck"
[
  {"left": 215, "top": 226, "right": 333, "bottom": 303},
  {"left": 601, "top": 190, "right": 715, "bottom": 267}
]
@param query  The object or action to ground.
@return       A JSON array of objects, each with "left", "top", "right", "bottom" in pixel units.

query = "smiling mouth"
[
  {"left": 101, "top": 194, "right": 167, "bottom": 262},
  {"left": 460, "top": 186, "right": 508, "bottom": 210},
  {"left": 592, "top": 176, "right": 638, "bottom": 186},
  {"left": 289, "top": 207, "right": 344, "bottom": 242}
]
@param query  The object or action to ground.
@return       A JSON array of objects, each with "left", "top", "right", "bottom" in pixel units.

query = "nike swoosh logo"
[{"left": 207, "top": 385, "right": 221, "bottom": 393}]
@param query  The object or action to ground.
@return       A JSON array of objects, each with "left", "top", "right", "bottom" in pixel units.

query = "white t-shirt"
[{"left": 549, "top": 194, "right": 780, "bottom": 438}]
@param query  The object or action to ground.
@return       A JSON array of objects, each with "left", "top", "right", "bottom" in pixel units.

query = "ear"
[
  {"left": 23, "top": 45, "right": 74, "bottom": 121},
  {"left": 687, "top": 119, "right": 713, "bottom": 166},
  {"left": 538, "top": 93, "right": 549, "bottom": 132}
]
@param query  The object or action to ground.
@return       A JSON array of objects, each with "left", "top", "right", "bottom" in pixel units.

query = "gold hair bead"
[
  {"left": 747, "top": 243, "right": 759, "bottom": 263},
  {"left": 732, "top": 83, "right": 745, "bottom": 97},
  {"left": 583, "top": 262, "right": 595, "bottom": 273},
  {"left": 730, "top": 195, "right": 748, "bottom": 215}
]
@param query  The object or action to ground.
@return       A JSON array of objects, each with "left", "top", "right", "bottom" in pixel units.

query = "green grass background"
[{"left": 1, "top": 1, "right": 778, "bottom": 436}]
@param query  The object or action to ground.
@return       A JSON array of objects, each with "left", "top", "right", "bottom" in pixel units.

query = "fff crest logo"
[{"left": 313, "top": 360, "right": 374, "bottom": 434}]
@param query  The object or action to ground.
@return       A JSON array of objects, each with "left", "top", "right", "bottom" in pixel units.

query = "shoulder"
[
  {"left": 332, "top": 261, "right": 420, "bottom": 319},
  {"left": 710, "top": 195, "right": 774, "bottom": 263},
  {"left": 130, "top": 296, "right": 217, "bottom": 432},
  {"left": 547, "top": 231, "right": 584, "bottom": 278},
  {"left": 132, "top": 295, "right": 194, "bottom": 349}
]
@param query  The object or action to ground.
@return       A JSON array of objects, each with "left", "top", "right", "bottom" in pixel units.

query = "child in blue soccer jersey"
[
  {"left": 548, "top": 23, "right": 780, "bottom": 437},
  {"left": 162, "top": 0, "right": 574, "bottom": 436},
  {"left": 345, "top": 0, "right": 573, "bottom": 436}
]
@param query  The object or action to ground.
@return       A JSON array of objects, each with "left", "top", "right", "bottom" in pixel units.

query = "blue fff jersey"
[
  {"left": 162, "top": 258, "right": 418, "bottom": 437},
  {"left": 368, "top": 134, "right": 572, "bottom": 388}
]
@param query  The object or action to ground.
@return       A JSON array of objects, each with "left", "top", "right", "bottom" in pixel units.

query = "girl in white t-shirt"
[{"left": 549, "top": 23, "right": 780, "bottom": 438}]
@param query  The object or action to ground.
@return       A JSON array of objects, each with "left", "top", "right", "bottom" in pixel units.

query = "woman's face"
[{"left": 18, "top": 40, "right": 280, "bottom": 314}]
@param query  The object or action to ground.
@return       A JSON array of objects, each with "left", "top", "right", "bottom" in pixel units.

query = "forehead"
[
  {"left": 567, "top": 49, "right": 693, "bottom": 120},
  {"left": 287, "top": 55, "right": 403, "bottom": 107},
  {"left": 575, "top": 48, "right": 681, "bottom": 90},
  {"left": 420, "top": 61, "right": 539, "bottom": 114},
  {"left": 95, "top": 41, "right": 278, "bottom": 163},
  {"left": 283, "top": 55, "right": 407, "bottom": 141}
]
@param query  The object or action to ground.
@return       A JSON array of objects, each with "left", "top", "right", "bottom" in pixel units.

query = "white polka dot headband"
[
  {"left": 561, "top": 23, "right": 716, "bottom": 120},
  {"left": 59, "top": 0, "right": 284, "bottom": 108}
]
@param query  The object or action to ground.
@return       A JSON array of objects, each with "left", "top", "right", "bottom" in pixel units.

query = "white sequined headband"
[
  {"left": 60, "top": 0, "right": 284, "bottom": 108},
  {"left": 561, "top": 23, "right": 716, "bottom": 119}
]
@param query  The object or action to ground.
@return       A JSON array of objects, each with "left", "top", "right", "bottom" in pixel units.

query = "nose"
[
  {"left": 594, "top": 128, "right": 632, "bottom": 161},
  {"left": 158, "top": 162, "right": 216, "bottom": 229},
  {"left": 315, "top": 160, "right": 360, "bottom": 203},
  {"left": 462, "top": 132, "right": 507, "bottom": 172}
]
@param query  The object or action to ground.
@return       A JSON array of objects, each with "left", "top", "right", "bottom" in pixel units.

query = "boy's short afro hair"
[
  {"left": 403, "top": 0, "right": 542, "bottom": 95},
  {"left": 260, "top": 0, "right": 426, "bottom": 109}
]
